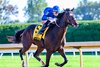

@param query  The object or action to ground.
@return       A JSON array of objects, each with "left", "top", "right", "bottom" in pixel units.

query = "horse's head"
[{"left": 63, "top": 8, "right": 78, "bottom": 28}]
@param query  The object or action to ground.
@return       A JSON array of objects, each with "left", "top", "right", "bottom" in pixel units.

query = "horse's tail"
[{"left": 15, "top": 29, "right": 25, "bottom": 43}]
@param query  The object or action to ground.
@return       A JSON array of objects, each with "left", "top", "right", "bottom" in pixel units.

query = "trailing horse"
[{"left": 8, "top": 8, "right": 78, "bottom": 67}]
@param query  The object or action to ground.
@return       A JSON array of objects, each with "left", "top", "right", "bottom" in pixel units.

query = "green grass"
[{"left": 0, "top": 55, "right": 100, "bottom": 67}]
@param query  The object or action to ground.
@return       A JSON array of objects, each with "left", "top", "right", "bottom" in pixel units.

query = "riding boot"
[{"left": 38, "top": 23, "right": 47, "bottom": 34}]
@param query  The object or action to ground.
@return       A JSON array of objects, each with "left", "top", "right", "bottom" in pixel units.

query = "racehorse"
[{"left": 8, "top": 8, "right": 78, "bottom": 67}]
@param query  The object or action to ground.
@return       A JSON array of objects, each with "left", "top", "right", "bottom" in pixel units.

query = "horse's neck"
[
  {"left": 55, "top": 27, "right": 66, "bottom": 40},
  {"left": 51, "top": 18, "right": 68, "bottom": 41},
  {"left": 46, "top": 14, "right": 68, "bottom": 42}
]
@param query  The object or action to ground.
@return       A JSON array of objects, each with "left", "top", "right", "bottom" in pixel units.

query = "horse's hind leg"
[
  {"left": 19, "top": 31, "right": 33, "bottom": 67},
  {"left": 55, "top": 48, "right": 68, "bottom": 67},
  {"left": 19, "top": 42, "right": 32, "bottom": 67},
  {"left": 19, "top": 48, "right": 25, "bottom": 67},
  {"left": 34, "top": 46, "right": 45, "bottom": 66}
]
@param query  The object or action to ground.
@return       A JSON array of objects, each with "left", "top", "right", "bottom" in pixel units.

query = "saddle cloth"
[{"left": 33, "top": 25, "right": 48, "bottom": 40}]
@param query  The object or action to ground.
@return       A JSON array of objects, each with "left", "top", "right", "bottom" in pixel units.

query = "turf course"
[{"left": 0, "top": 55, "right": 100, "bottom": 67}]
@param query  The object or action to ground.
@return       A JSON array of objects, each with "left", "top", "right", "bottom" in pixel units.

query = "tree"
[
  {"left": 25, "top": 0, "right": 47, "bottom": 22},
  {"left": 0, "top": 0, "right": 19, "bottom": 24},
  {"left": 74, "top": 0, "right": 100, "bottom": 20}
]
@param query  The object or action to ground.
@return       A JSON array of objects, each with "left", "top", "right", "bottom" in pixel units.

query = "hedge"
[
  {"left": 66, "top": 20, "right": 100, "bottom": 42},
  {"left": 0, "top": 23, "right": 31, "bottom": 44},
  {"left": 0, "top": 20, "right": 100, "bottom": 44}
]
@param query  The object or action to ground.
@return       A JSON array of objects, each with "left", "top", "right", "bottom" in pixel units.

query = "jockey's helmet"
[{"left": 53, "top": 5, "right": 60, "bottom": 12}]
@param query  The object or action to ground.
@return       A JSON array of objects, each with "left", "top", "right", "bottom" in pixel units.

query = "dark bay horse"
[{"left": 9, "top": 8, "right": 78, "bottom": 67}]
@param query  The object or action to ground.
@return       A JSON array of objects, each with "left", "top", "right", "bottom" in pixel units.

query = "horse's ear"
[{"left": 71, "top": 8, "right": 74, "bottom": 11}]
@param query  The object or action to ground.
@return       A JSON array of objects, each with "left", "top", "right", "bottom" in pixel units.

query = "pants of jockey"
[
  {"left": 34, "top": 22, "right": 49, "bottom": 40},
  {"left": 38, "top": 23, "right": 47, "bottom": 34}
]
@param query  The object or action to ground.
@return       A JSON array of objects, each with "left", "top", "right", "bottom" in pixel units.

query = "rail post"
[{"left": 79, "top": 48, "right": 83, "bottom": 67}]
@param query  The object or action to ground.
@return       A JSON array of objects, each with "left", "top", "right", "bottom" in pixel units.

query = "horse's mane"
[
  {"left": 57, "top": 8, "right": 71, "bottom": 19},
  {"left": 57, "top": 12, "right": 65, "bottom": 19}
]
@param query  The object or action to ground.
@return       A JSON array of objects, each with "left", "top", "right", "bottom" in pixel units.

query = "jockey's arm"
[
  {"left": 48, "top": 17, "right": 57, "bottom": 24},
  {"left": 42, "top": 15, "right": 48, "bottom": 24}
]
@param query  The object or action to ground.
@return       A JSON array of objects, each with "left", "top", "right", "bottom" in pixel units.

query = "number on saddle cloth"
[{"left": 33, "top": 25, "right": 49, "bottom": 39}]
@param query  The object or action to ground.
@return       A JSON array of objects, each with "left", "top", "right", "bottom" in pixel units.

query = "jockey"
[{"left": 35, "top": 5, "right": 60, "bottom": 39}]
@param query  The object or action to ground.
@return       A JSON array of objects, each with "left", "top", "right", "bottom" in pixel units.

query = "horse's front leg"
[
  {"left": 34, "top": 46, "right": 45, "bottom": 66},
  {"left": 42, "top": 51, "right": 52, "bottom": 67},
  {"left": 55, "top": 48, "right": 68, "bottom": 67}
]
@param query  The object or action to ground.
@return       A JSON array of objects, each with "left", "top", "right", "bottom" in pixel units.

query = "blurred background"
[
  {"left": 0, "top": 1, "right": 100, "bottom": 67},
  {"left": 0, "top": 0, "right": 99, "bottom": 23},
  {"left": 0, "top": 0, "right": 100, "bottom": 43}
]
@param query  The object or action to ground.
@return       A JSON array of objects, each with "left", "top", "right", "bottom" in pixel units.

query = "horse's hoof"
[
  {"left": 22, "top": 61, "right": 26, "bottom": 67},
  {"left": 41, "top": 65, "right": 48, "bottom": 67},
  {"left": 55, "top": 63, "right": 62, "bottom": 67},
  {"left": 39, "top": 60, "right": 46, "bottom": 66},
  {"left": 41, "top": 65, "right": 46, "bottom": 67},
  {"left": 22, "top": 64, "right": 26, "bottom": 67}
]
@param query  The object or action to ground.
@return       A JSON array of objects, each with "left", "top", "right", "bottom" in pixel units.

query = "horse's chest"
[{"left": 49, "top": 43, "right": 62, "bottom": 51}]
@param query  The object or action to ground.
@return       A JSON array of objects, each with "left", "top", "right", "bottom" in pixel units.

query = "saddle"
[{"left": 33, "top": 25, "right": 48, "bottom": 40}]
